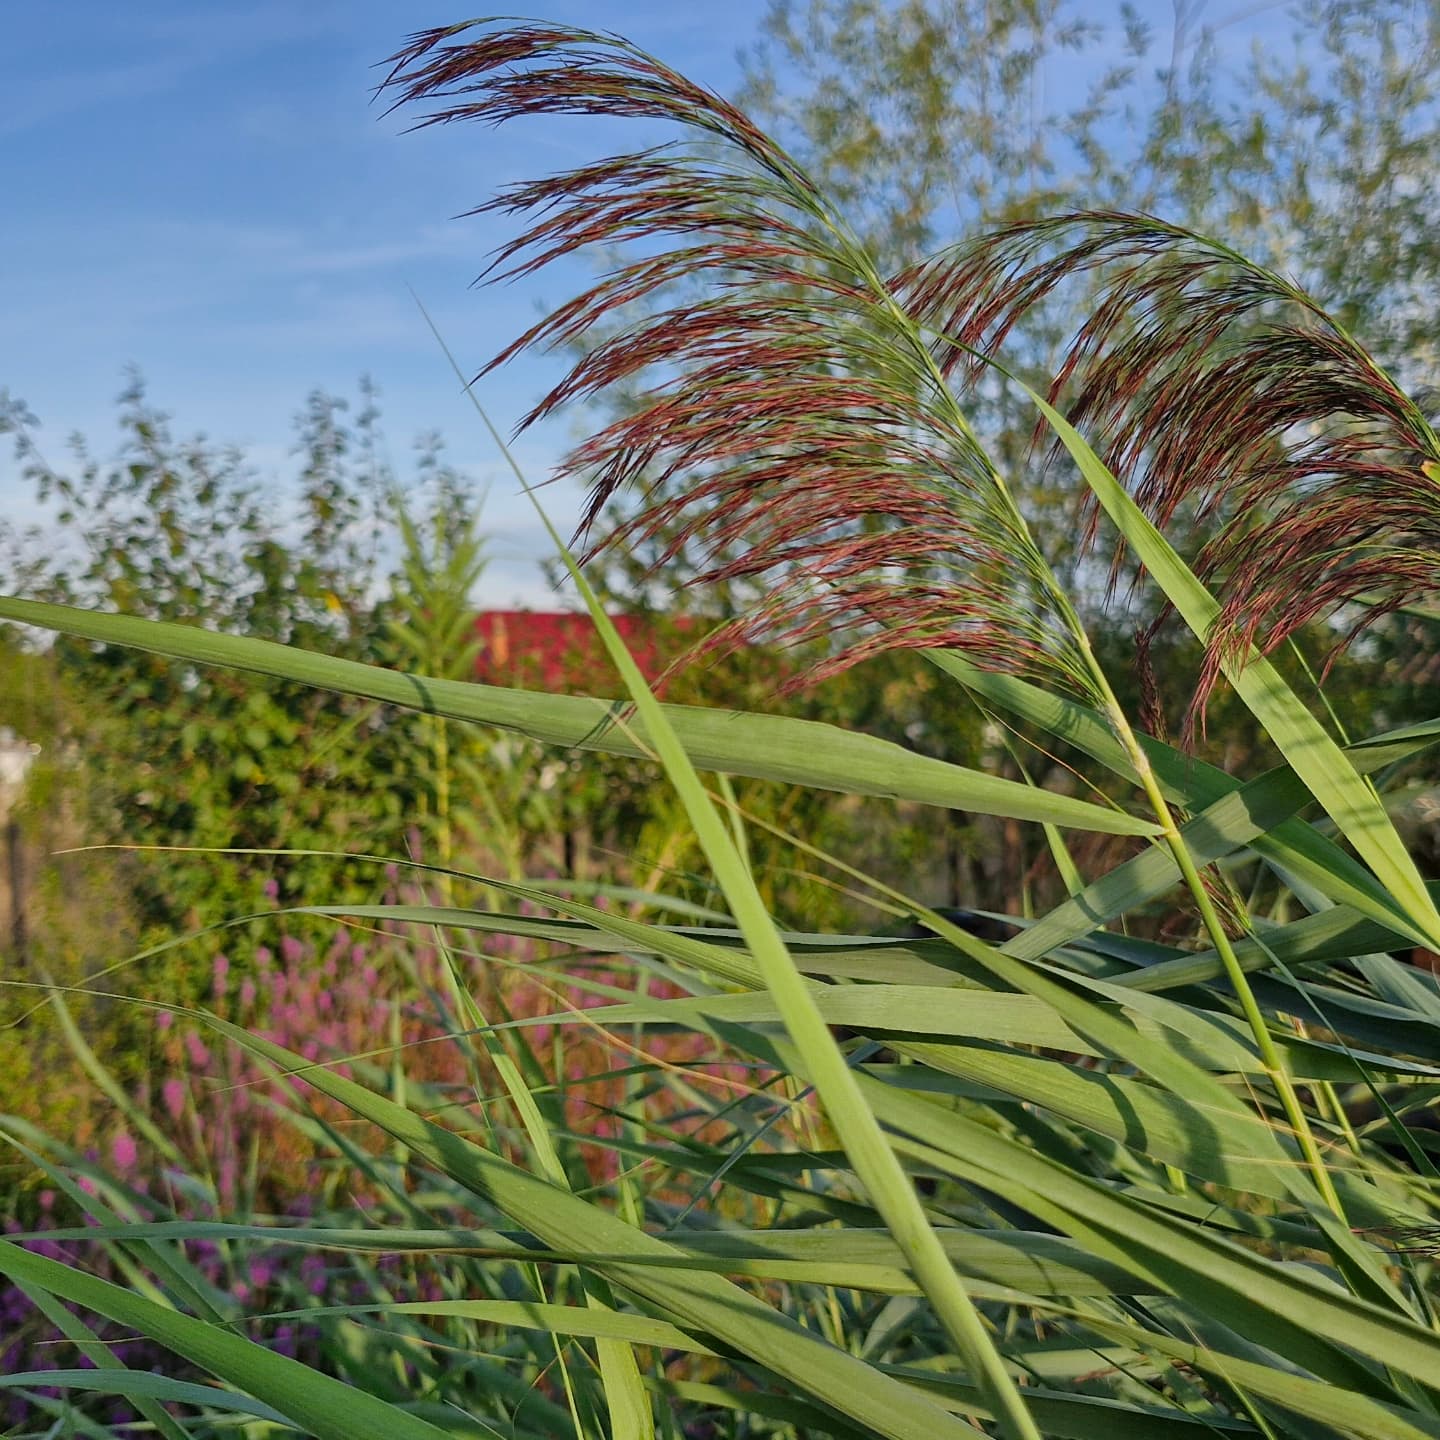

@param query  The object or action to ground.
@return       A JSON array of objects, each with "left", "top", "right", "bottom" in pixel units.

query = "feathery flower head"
[
  {"left": 382, "top": 21, "right": 1093, "bottom": 696},
  {"left": 908, "top": 210, "right": 1440, "bottom": 704}
]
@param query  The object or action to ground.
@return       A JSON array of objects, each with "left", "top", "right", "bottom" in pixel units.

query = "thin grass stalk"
[
  {"left": 857, "top": 253, "right": 1350, "bottom": 1216},
  {"left": 425, "top": 918, "right": 615, "bottom": 1437},
  {"left": 0, "top": 1241, "right": 459, "bottom": 1440},
  {"left": 12, "top": 1280, "right": 196, "bottom": 1440},
  {"left": 891, "top": 300, "right": 1354, "bottom": 1212},
  {"left": 376, "top": 41, "right": 1440, "bottom": 1241},
  {"left": 414, "top": 305, "right": 1045, "bottom": 1440},
  {"left": 382, "top": 20, "right": 1347, "bottom": 1219},
  {"left": 1072, "top": 629, "right": 1346, "bottom": 1217},
  {"left": 919, "top": 221, "right": 1440, "bottom": 949},
  {"left": 711, "top": 732, "right": 1348, "bottom": 1229}
]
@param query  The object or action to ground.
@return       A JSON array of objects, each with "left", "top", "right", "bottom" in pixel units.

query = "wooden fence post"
[{"left": 5, "top": 817, "right": 24, "bottom": 969}]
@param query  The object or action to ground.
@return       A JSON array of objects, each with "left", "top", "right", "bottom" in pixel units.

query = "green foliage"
[
  {"left": 739, "top": 0, "right": 1128, "bottom": 261},
  {"left": 740, "top": 0, "right": 1440, "bottom": 358},
  {"left": 585, "top": 1, "right": 1440, "bottom": 933},
  {"left": 0, "top": 378, "right": 400, "bottom": 933},
  {"left": 9, "top": 12, "right": 1440, "bottom": 1439},
  {"left": 0, "top": 386, "right": 543, "bottom": 1102}
]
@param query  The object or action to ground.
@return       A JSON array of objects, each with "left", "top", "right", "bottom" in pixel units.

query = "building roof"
[{"left": 473, "top": 610, "right": 680, "bottom": 691}]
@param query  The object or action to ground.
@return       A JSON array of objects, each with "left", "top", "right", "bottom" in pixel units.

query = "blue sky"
[
  {"left": 2, "top": 1, "right": 1294, "bottom": 608},
  {"left": 1, "top": 2, "right": 774, "bottom": 605}
]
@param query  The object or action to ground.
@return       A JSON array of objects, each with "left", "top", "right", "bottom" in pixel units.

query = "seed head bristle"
[{"left": 381, "top": 21, "right": 1090, "bottom": 695}]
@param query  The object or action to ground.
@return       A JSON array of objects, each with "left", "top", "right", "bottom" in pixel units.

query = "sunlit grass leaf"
[
  {"left": 0, "top": 596, "right": 1154, "bottom": 836},
  {"left": 0, "top": 1242, "right": 458, "bottom": 1440},
  {"left": 196, "top": 1013, "right": 1001, "bottom": 1440}
]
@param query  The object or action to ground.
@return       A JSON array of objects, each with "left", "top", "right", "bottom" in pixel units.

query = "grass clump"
[{"left": 5, "top": 18, "right": 1440, "bottom": 1440}]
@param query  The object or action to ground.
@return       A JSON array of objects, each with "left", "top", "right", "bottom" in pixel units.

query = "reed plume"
[
  {"left": 381, "top": 20, "right": 1094, "bottom": 697},
  {"left": 901, "top": 210, "right": 1440, "bottom": 700}
]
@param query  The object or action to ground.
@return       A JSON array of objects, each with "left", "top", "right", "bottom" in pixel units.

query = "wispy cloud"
[
  {"left": 0, "top": 2, "right": 770, "bottom": 592},
  {"left": 4, "top": 1, "right": 356, "bottom": 138},
  {"left": 2, "top": 57, "right": 189, "bottom": 138}
]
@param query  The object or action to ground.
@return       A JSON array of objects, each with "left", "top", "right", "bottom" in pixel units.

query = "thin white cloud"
[
  {"left": 2, "top": 58, "right": 189, "bottom": 138},
  {"left": 4, "top": 1, "right": 359, "bottom": 138}
]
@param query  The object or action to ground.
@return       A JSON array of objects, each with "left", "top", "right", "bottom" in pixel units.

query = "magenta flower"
[{"left": 219, "top": 1157, "right": 238, "bottom": 1207}]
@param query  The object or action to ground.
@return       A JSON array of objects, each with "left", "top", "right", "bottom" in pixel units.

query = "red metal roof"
[{"left": 473, "top": 610, "right": 678, "bottom": 690}]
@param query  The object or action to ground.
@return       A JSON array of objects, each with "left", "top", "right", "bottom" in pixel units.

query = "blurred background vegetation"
[
  {"left": 2, "top": 0, "right": 1438, "bottom": 1185},
  {"left": 4, "top": 7, "right": 1440, "bottom": 1435}
]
